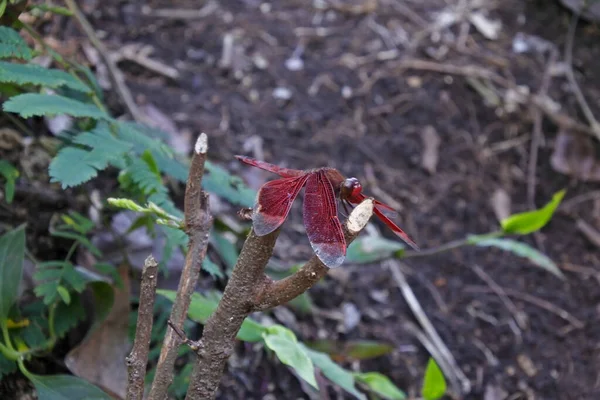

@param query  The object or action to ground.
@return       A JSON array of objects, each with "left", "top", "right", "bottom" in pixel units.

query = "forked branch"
[{"left": 184, "top": 199, "right": 375, "bottom": 399}]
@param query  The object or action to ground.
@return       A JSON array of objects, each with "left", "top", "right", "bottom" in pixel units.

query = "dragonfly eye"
[{"left": 341, "top": 177, "right": 362, "bottom": 200}]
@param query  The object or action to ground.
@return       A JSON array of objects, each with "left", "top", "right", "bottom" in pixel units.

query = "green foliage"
[
  {"left": 0, "top": 27, "right": 33, "bottom": 60},
  {"left": 0, "top": 61, "right": 91, "bottom": 93},
  {"left": 306, "top": 339, "right": 394, "bottom": 361},
  {"left": 28, "top": 4, "right": 73, "bottom": 16},
  {"left": 354, "top": 372, "right": 406, "bottom": 400},
  {"left": 203, "top": 161, "right": 257, "bottom": 208},
  {"left": 421, "top": 358, "right": 447, "bottom": 400},
  {"left": 26, "top": 373, "right": 111, "bottom": 400},
  {"left": 156, "top": 289, "right": 405, "bottom": 399},
  {"left": 468, "top": 236, "right": 564, "bottom": 279},
  {"left": 3, "top": 93, "right": 109, "bottom": 119},
  {"left": 49, "top": 124, "right": 133, "bottom": 188},
  {"left": 0, "top": 160, "right": 19, "bottom": 204},
  {"left": 34, "top": 261, "right": 87, "bottom": 305},
  {"left": 346, "top": 236, "right": 405, "bottom": 264},
  {"left": 501, "top": 189, "right": 565, "bottom": 235},
  {"left": 0, "top": 225, "right": 26, "bottom": 320},
  {"left": 53, "top": 293, "right": 86, "bottom": 339},
  {"left": 0, "top": 351, "right": 17, "bottom": 378}
]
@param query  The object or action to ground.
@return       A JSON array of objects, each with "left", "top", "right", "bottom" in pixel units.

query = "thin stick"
[
  {"left": 184, "top": 200, "right": 375, "bottom": 399},
  {"left": 64, "top": 0, "right": 147, "bottom": 123},
  {"left": 148, "top": 134, "right": 213, "bottom": 400},
  {"left": 388, "top": 260, "right": 471, "bottom": 395},
  {"left": 126, "top": 255, "right": 159, "bottom": 400},
  {"left": 564, "top": 9, "right": 600, "bottom": 140}
]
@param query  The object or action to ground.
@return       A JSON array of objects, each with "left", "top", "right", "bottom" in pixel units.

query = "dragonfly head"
[{"left": 340, "top": 177, "right": 362, "bottom": 202}]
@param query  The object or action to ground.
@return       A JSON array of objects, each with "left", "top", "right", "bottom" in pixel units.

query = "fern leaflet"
[
  {"left": 34, "top": 261, "right": 87, "bottom": 305},
  {"left": 49, "top": 124, "right": 133, "bottom": 188},
  {"left": 0, "top": 61, "right": 91, "bottom": 93},
  {"left": 0, "top": 27, "right": 32, "bottom": 60},
  {"left": 3, "top": 93, "right": 108, "bottom": 119}
]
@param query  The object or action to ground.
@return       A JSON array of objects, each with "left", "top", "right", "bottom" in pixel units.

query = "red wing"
[
  {"left": 303, "top": 171, "right": 346, "bottom": 268},
  {"left": 252, "top": 174, "right": 309, "bottom": 236},
  {"left": 373, "top": 207, "right": 419, "bottom": 251},
  {"left": 235, "top": 155, "right": 304, "bottom": 178},
  {"left": 347, "top": 192, "right": 419, "bottom": 250}
]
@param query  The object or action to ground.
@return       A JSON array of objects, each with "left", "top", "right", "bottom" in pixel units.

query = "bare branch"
[
  {"left": 149, "top": 133, "right": 213, "bottom": 400},
  {"left": 126, "top": 255, "right": 159, "bottom": 400}
]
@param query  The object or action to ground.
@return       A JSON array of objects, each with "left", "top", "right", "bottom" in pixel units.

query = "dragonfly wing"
[
  {"left": 303, "top": 171, "right": 346, "bottom": 268},
  {"left": 235, "top": 155, "right": 304, "bottom": 178},
  {"left": 373, "top": 206, "right": 419, "bottom": 250},
  {"left": 253, "top": 174, "right": 309, "bottom": 236}
]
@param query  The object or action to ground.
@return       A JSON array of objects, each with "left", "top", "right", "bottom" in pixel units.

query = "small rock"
[
  {"left": 272, "top": 87, "right": 293, "bottom": 100},
  {"left": 342, "top": 302, "right": 361, "bottom": 332}
]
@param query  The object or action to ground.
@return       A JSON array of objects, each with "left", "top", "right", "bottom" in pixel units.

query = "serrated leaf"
[
  {"left": 0, "top": 61, "right": 91, "bottom": 93},
  {"left": 0, "top": 352, "right": 17, "bottom": 378},
  {"left": 0, "top": 160, "right": 18, "bottom": 204},
  {"left": 116, "top": 121, "right": 173, "bottom": 157},
  {"left": 27, "top": 373, "right": 111, "bottom": 400},
  {"left": 501, "top": 189, "right": 565, "bottom": 235},
  {"left": 0, "top": 225, "right": 26, "bottom": 320},
  {"left": 3, "top": 93, "right": 108, "bottom": 119},
  {"left": 469, "top": 237, "right": 564, "bottom": 279},
  {"left": 302, "top": 346, "right": 366, "bottom": 400},
  {"left": 54, "top": 293, "right": 86, "bottom": 339},
  {"left": 156, "top": 289, "right": 266, "bottom": 342},
  {"left": 263, "top": 327, "right": 317, "bottom": 389},
  {"left": 354, "top": 372, "right": 406, "bottom": 400},
  {"left": 421, "top": 358, "right": 446, "bottom": 400},
  {"left": 0, "top": 27, "right": 33, "bottom": 60},
  {"left": 50, "top": 124, "right": 133, "bottom": 189},
  {"left": 204, "top": 161, "right": 256, "bottom": 207},
  {"left": 346, "top": 236, "right": 405, "bottom": 264}
]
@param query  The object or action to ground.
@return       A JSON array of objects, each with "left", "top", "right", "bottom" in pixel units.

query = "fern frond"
[
  {"left": 34, "top": 261, "right": 87, "bottom": 305},
  {"left": 0, "top": 61, "right": 91, "bottom": 93},
  {"left": 117, "top": 121, "right": 173, "bottom": 157},
  {"left": 49, "top": 124, "right": 133, "bottom": 188},
  {"left": 54, "top": 293, "right": 85, "bottom": 339},
  {"left": 3, "top": 93, "right": 108, "bottom": 119},
  {"left": 0, "top": 27, "right": 32, "bottom": 60},
  {"left": 127, "top": 157, "right": 167, "bottom": 196}
]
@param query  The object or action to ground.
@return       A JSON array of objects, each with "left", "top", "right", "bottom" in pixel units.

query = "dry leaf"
[
  {"left": 65, "top": 265, "right": 131, "bottom": 399},
  {"left": 421, "top": 126, "right": 441, "bottom": 174},
  {"left": 551, "top": 131, "right": 600, "bottom": 182}
]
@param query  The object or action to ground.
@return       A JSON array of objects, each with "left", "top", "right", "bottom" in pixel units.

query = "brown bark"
[{"left": 126, "top": 255, "right": 158, "bottom": 400}]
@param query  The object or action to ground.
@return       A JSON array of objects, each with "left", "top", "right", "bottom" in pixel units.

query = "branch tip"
[
  {"left": 195, "top": 132, "right": 208, "bottom": 154},
  {"left": 347, "top": 198, "right": 374, "bottom": 233}
]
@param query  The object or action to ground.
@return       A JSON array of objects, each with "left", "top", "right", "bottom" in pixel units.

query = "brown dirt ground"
[{"left": 4, "top": 0, "right": 600, "bottom": 399}]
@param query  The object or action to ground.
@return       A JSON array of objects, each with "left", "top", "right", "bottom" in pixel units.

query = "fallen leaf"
[
  {"left": 421, "top": 126, "right": 441, "bottom": 174},
  {"left": 65, "top": 264, "right": 130, "bottom": 399},
  {"left": 551, "top": 131, "right": 600, "bottom": 182},
  {"left": 490, "top": 188, "right": 511, "bottom": 222}
]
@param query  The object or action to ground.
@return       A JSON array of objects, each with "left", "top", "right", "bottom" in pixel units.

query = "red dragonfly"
[{"left": 236, "top": 155, "right": 419, "bottom": 268}]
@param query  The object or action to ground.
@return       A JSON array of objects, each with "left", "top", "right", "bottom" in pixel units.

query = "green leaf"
[
  {"left": 501, "top": 189, "right": 566, "bottom": 235},
  {"left": 3, "top": 93, "right": 108, "bottom": 119},
  {"left": 204, "top": 161, "right": 257, "bottom": 207},
  {"left": 306, "top": 339, "right": 394, "bottom": 361},
  {"left": 29, "top": 4, "right": 73, "bottom": 16},
  {"left": 0, "top": 1, "right": 6, "bottom": 19},
  {"left": 0, "top": 27, "right": 33, "bottom": 60},
  {"left": 57, "top": 286, "right": 70, "bottom": 304},
  {"left": 27, "top": 373, "right": 111, "bottom": 400},
  {"left": 87, "top": 281, "right": 115, "bottom": 334},
  {"left": 0, "top": 352, "right": 17, "bottom": 378},
  {"left": 156, "top": 289, "right": 266, "bottom": 342},
  {"left": 346, "top": 236, "right": 405, "bottom": 264},
  {"left": 0, "top": 225, "right": 26, "bottom": 320},
  {"left": 212, "top": 231, "right": 239, "bottom": 273},
  {"left": 0, "top": 160, "right": 18, "bottom": 204},
  {"left": 54, "top": 293, "right": 85, "bottom": 338},
  {"left": 421, "top": 358, "right": 446, "bottom": 400},
  {"left": 34, "top": 261, "right": 88, "bottom": 304},
  {"left": 263, "top": 326, "right": 317, "bottom": 389},
  {"left": 302, "top": 346, "right": 366, "bottom": 400},
  {"left": 0, "top": 61, "right": 91, "bottom": 93},
  {"left": 59, "top": 211, "right": 95, "bottom": 235},
  {"left": 49, "top": 124, "right": 133, "bottom": 188},
  {"left": 354, "top": 372, "right": 406, "bottom": 400},
  {"left": 468, "top": 237, "right": 564, "bottom": 279},
  {"left": 202, "top": 257, "right": 224, "bottom": 279},
  {"left": 107, "top": 197, "right": 146, "bottom": 212}
]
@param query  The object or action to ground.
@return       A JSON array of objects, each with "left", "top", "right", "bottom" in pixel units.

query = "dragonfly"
[{"left": 235, "top": 155, "right": 419, "bottom": 268}]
